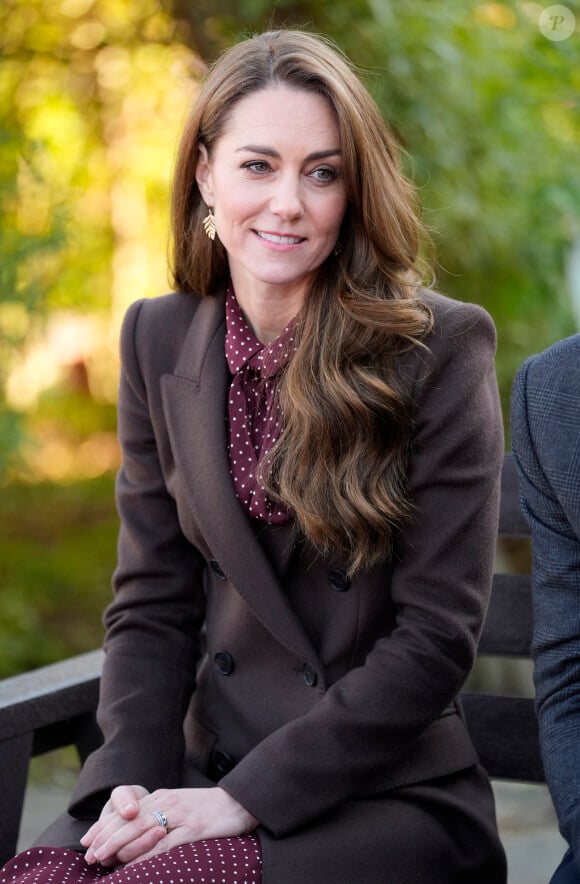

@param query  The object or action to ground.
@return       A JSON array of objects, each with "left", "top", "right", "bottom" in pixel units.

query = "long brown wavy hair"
[{"left": 171, "top": 30, "right": 433, "bottom": 575}]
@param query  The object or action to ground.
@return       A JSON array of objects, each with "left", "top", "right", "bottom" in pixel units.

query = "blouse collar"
[{"left": 225, "top": 285, "right": 298, "bottom": 379}]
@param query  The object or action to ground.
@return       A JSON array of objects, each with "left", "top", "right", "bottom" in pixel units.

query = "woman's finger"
[
  {"left": 94, "top": 826, "right": 167, "bottom": 867},
  {"left": 114, "top": 826, "right": 170, "bottom": 866},
  {"left": 81, "top": 808, "right": 119, "bottom": 848},
  {"left": 110, "top": 784, "right": 149, "bottom": 819},
  {"left": 89, "top": 811, "right": 166, "bottom": 864},
  {"left": 84, "top": 813, "right": 143, "bottom": 862},
  {"left": 81, "top": 785, "right": 150, "bottom": 851}
]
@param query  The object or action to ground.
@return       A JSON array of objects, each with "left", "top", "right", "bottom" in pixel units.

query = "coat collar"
[{"left": 160, "top": 293, "right": 321, "bottom": 669}]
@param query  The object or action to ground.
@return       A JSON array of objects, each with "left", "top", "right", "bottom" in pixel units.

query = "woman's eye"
[
  {"left": 311, "top": 167, "right": 337, "bottom": 183},
  {"left": 244, "top": 161, "right": 270, "bottom": 174}
]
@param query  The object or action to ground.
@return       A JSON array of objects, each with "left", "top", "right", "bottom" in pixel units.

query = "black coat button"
[
  {"left": 209, "top": 559, "right": 227, "bottom": 580},
  {"left": 302, "top": 664, "right": 318, "bottom": 687},
  {"left": 210, "top": 748, "right": 235, "bottom": 778},
  {"left": 214, "top": 651, "right": 235, "bottom": 675},
  {"left": 328, "top": 569, "right": 351, "bottom": 592}
]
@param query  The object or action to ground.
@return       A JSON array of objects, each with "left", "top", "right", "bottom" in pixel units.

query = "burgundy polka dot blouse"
[
  {"left": 0, "top": 837, "right": 262, "bottom": 884},
  {"left": 225, "top": 287, "right": 297, "bottom": 524}
]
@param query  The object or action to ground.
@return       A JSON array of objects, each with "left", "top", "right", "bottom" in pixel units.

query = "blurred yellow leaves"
[
  {"left": 94, "top": 45, "right": 131, "bottom": 89},
  {"left": 0, "top": 302, "right": 31, "bottom": 342},
  {"left": 60, "top": 0, "right": 96, "bottom": 17},
  {"left": 69, "top": 20, "right": 107, "bottom": 50},
  {"left": 1, "top": 0, "right": 201, "bottom": 479},
  {"left": 476, "top": 4, "right": 518, "bottom": 28}
]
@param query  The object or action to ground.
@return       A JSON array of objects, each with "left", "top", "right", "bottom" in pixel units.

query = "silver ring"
[{"left": 152, "top": 810, "right": 168, "bottom": 829}]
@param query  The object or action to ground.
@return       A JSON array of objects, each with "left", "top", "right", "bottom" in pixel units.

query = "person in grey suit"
[{"left": 511, "top": 333, "right": 580, "bottom": 884}]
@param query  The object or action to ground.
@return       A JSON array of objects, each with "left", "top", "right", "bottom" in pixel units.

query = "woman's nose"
[{"left": 269, "top": 175, "right": 303, "bottom": 220}]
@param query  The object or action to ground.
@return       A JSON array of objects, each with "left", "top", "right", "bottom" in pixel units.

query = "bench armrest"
[{"left": 0, "top": 650, "right": 104, "bottom": 864}]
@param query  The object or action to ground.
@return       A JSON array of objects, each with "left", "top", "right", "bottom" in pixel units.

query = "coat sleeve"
[
  {"left": 511, "top": 351, "right": 580, "bottom": 866},
  {"left": 220, "top": 298, "right": 505, "bottom": 836},
  {"left": 69, "top": 299, "right": 208, "bottom": 817}
]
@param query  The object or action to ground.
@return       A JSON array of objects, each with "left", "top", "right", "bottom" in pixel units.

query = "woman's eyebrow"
[{"left": 235, "top": 145, "right": 342, "bottom": 161}]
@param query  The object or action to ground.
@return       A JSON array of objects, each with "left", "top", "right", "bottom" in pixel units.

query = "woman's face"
[{"left": 196, "top": 85, "right": 348, "bottom": 305}]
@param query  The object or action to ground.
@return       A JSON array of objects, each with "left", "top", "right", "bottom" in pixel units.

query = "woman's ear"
[{"left": 195, "top": 144, "right": 213, "bottom": 206}]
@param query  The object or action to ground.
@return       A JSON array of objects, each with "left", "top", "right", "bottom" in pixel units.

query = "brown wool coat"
[{"left": 37, "top": 289, "right": 506, "bottom": 882}]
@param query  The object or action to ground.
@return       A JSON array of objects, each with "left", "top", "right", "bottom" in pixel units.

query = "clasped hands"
[{"left": 81, "top": 785, "right": 258, "bottom": 867}]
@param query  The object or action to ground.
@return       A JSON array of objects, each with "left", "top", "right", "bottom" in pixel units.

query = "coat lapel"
[{"left": 160, "top": 294, "right": 320, "bottom": 668}]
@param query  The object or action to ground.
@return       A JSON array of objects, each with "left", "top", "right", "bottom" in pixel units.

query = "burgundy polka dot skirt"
[{"left": 0, "top": 836, "right": 262, "bottom": 883}]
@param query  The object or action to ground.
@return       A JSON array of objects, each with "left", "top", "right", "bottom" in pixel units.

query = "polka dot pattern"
[
  {"left": 0, "top": 836, "right": 262, "bottom": 884},
  {"left": 225, "top": 286, "right": 297, "bottom": 524}
]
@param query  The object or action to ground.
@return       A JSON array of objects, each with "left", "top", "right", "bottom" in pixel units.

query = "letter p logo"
[{"left": 539, "top": 5, "right": 576, "bottom": 40}]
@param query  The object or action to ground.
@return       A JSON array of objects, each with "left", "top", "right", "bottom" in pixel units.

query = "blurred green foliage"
[
  {"left": 0, "top": 0, "right": 579, "bottom": 674},
  {"left": 0, "top": 0, "right": 197, "bottom": 480},
  {"left": 190, "top": 0, "right": 580, "bottom": 412},
  {"left": 0, "top": 121, "right": 66, "bottom": 472},
  {"left": 0, "top": 475, "right": 115, "bottom": 677},
  {"left": 356, "top": 2, "right": 580, "bottom": 414}
]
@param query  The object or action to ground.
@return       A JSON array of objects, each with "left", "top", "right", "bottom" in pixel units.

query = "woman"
[{"left": 1, "top": 29, "right": 506, "bottom": 884}]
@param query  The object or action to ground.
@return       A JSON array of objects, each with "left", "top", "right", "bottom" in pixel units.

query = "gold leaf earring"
[{"left": 202, "top": 207, "right": 216, "bottom": 241}]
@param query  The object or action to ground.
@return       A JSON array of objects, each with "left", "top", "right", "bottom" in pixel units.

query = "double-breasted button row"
[
  {"left": 209, "top": 560, "right": 349, "bottom": 590},
  {"left": 302, "top": 663, "right": 318, "bottom": 687},
  {"left": 214, "top": 651, "right": 235, "bottom": 675},
  {"left": 209, "top": 559, "right": 227, "bottom": 580},
  {"left": 215, "top": 650, "right": 318, "bottom": 689},
  {"left": 328, "top": 568, "right": 351, "bottom": 592},
  {"left": 209, "top": 747, "right": 236, "bottom": 779}
]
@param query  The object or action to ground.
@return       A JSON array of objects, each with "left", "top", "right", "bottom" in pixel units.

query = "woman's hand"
[
  {"left": 81, "top": 786, "right": 258, "bottom": 867},
  {"left": 81, "top": 785, "right": 164, "bottom": 867}
]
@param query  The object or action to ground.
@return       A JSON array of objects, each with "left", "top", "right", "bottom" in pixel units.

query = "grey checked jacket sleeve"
[{"left": 510, "top": 334, "right": 580, "bottom": 869}]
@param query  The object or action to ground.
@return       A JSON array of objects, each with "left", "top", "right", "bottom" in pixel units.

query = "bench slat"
[
  {"left": 461, "top": 692, "right": 543, "bottom": 782},
  {"left": 478, "top": 574, "right": 533, "bottom": 657},
  {"left": 0, "top": 733, "right": 34, "bottom": 866},
  {"left": 499, "top": 455, "right": 530, "bottom": 537},
  {"left": 0, "top": 651, "right": 103, "bottom": 742}
]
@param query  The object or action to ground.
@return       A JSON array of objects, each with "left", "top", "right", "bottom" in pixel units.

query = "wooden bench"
[{"left": 0, "top": 452, "right": 541, "bottom": 866}]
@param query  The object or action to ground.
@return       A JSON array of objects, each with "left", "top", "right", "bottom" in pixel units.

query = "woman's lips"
[{"left": 254, "top": 230, "right": 306, "bottom": 245}]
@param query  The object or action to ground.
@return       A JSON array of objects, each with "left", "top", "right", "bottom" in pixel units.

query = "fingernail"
[
  {"left": 122, "top": 802, "right": 137, "bottom": 813},
  {"left": 85, "top": 848, "right": 94, "bottom": 863}
]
